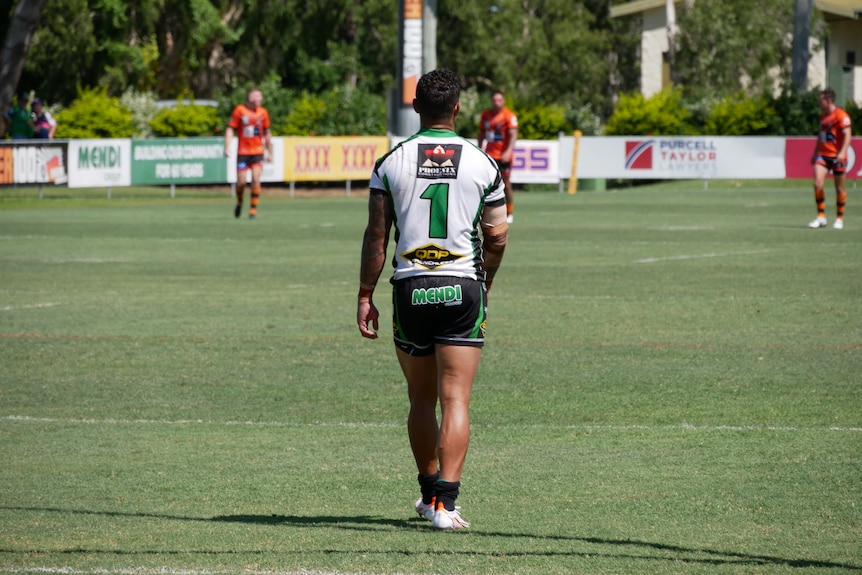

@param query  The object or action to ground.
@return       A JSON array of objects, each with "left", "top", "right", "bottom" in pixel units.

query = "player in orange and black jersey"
[
  {"left": 477, "top": 91, "right": 518, "bottom": 223},
  {"left": 225, "top": 88, "right": 272, "bottom": 219},
  {"left": 809, "top": 89, "right": 852, "bottom": 230}
]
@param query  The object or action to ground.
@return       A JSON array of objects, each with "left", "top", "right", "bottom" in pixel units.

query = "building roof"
[
  {"left": 610, "top": 0, "right": 862, "bottom": 19},
  {"left": 814, "top": 0, "right": 862, "bottom": 19},
  {"left": 610, "top": 0, "right": 682, "bottom": 18}
]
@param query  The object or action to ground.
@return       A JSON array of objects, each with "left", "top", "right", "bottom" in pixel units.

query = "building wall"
[
  {"left": 641, "top": 8, "right": 669, "bottom": 97},
  {"left": 826, "top": 20, "right": 862, "bottom": 103}
]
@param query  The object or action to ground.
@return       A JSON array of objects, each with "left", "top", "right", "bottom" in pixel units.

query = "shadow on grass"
[{"left": 2, "top": 506, "right": 858, "bottom": 570}]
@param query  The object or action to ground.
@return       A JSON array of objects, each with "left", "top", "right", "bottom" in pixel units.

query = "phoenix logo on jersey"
[
  {"left": 417, "top": 144, "right": 462, "bottom": 179},
  {"left": 401, "top": 243, "right": 464, "bottom": 270}
]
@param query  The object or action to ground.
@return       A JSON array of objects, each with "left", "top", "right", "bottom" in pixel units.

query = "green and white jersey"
[{"left": 370, "top": 128, "right": 505, "bottom": 281}]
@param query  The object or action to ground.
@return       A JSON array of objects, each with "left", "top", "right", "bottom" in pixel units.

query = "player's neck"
[{"left": 421, "top": 121, "right": 455, "bottom": 131}]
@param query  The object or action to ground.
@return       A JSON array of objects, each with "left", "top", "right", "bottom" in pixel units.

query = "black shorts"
[
  {"left": 391, "top": 276, "right": 487, "bottom": 356},
  {"left": 237, "top": 154, "right": 264, "bottom": 171},
  {"left": 492, "top": 158, "right": 512, "bottom": 178},
  {"left": 815, "top": 155, "right": 846, "bottom": 175}
]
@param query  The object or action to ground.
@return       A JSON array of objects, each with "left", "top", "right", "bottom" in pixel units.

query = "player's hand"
[
  {"left": 224, "top": 148, "right": 230, "bottom": 158},
  {"left": 357, "top": 299, "right": 380, "bottom": 339},
  {"left": 836, "top": 155, "right": 847, "bottom": 169}
]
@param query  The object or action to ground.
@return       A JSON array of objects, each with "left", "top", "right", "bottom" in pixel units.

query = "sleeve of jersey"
[
  {"left": 263, "top": 110, "right": 271, "bottom": 129},
  {"left": 485, "top": 159, "right": 506, "bottom": 204},
  {"left": 227, "top": 107, "right": 240, "bottom": 130},
  {"left": 369, "top": 161, "right": 389, "bottom": 195}
]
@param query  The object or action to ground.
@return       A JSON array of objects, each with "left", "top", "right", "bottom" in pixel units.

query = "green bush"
[
  {"left": 455, "top": 87, "right": 483, "bottom": 139},
  {"left": 54, "top": 87, "right": 135, "bottom": 139},
  {"left": 148, "top": 103, "right": 221, "bottom": 137},
  {"left": 278, "top": 86, "right": 385, "bottom": 136},
  {"left": 605, "top": 90, "right": 691, "bottom": 135},
  {"left": 765, "top": 90, "right": 820, "bottom": 136},
  {"left": 517, "top": 103, "right": 571, "bottom": 140},
  {"left": 703, "top": 93, "right": 776, "bottom": 135},
  {"left": 844, "top": 99, "right": 862, "bottom": 135},
  {"left": 278, "top": 93, "right": 328, "bottom": 136}
]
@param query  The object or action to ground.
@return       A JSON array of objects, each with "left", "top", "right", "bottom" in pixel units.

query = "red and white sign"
[{"left": 785, "top": 137, "right": 861, "bottom": 179}]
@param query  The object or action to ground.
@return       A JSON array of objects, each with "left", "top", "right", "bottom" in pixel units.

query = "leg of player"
[
  {"left": 398, "top": 350, "right": 439, "bottom": 475},
  {"left": 235, "top": 167, "right": 247, "bottom": 219},
  {"left": 432, "top": 343, "right": 481, "bottom": 529},
  {"left": 503, "top": 173, "right": 515, "bottom": 224},
  {"left": 809, "top": 163, "right": 828, "bottom": 228},
  {"left": 249, "top": 165, "right": 264, "bottom": 219},
  {"left": 398, "top": 350, "right": 440, "bottom": 520},
  {"left": 834, "top": 173, "right": 846, "bottom": 229}
]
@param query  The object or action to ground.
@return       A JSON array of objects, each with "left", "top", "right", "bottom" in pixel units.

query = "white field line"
[
  {"left": 0, "top": 568, "right": 414, "bottom": 575},
  {"left": 1, "top": 302, "right": 61, "bottom": 311},
  {"left": 4, "top": 415, "right": 859, "bottom": 433},
  {"left": 635, "top": 249, "right": 770, "bottom": 264}
]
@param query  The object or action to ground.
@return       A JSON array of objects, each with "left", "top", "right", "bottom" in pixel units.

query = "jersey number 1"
[{"left": 420, "top": 183, "right": 449, "bottom": 239}]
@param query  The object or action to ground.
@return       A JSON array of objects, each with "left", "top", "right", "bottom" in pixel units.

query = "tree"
[
  {"left": 437, "top": 0, "right": 611, "bottom": 111},
  {"left": 0, "top": 0, "right": 49, "bottom": 108},
  {"left": 674, "top": 0, "right": 824, "bottom": 99}
]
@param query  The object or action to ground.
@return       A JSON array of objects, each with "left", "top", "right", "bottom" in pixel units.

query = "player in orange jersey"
[
  {"left": 225, "top": 88, "right": 272, "bottom": 219},
  {"left": 478, "top": 91, "right": 518, "bottom": 223},
  {"left": 809, "top": 89, "right": 852, "bottom": 230}
]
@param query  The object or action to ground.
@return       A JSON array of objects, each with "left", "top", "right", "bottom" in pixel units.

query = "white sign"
[
  {"left": 511, "top": 140, "right": 559, "bottom": 184},
  {"left": 68, "top": 139, "right": 132, "bottom": 188},
  {"left": 561, "top": 136, "right": 786, "bottom": 180},
  {"left": 226, "top": 137, "right": 285, "bottom": 183}
]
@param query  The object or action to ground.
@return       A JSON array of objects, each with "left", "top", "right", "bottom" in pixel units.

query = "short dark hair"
[
  {"left": 415, "top": 69, "right": 460, "bottom": 121},
  {"left": 821, "top": 89, "right": 836, "bottom": 102}
]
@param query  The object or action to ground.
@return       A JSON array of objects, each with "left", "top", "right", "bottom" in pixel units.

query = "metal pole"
[{"left": 791, "top": 0, "right": 814, "bottom": 94}]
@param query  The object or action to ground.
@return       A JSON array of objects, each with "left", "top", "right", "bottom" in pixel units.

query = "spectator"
[
  {"left": 31, "top": 98, "right": 58, "bottom": 139},
  {"left": 4, "top": 94, "right": 33, "bottom": 139}
]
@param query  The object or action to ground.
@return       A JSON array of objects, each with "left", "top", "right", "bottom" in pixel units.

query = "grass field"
[{"left": 1, "top": 181, "right": 860, "bottom": 575}]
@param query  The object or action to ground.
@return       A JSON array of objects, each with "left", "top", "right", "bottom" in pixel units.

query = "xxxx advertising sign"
[{"left": 283, "top": 136, "right": 388, "bottom": 182}]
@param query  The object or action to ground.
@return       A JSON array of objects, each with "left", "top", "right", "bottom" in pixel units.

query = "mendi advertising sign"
[{"left": 67, "top": 139, "right": 131, "bottom": 188}]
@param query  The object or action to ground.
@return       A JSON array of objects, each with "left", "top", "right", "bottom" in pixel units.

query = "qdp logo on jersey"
[
  {"left": 625, "top": 140, "right": 655, "bottom": 170},
  {"left": 401, "top": 243, "right": 464, "bottom": 270},
  {"left": 418, "top": 144, "right": 462, "bottom": 179}
]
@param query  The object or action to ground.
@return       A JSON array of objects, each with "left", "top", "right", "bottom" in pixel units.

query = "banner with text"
[
  {"left": 511, "top": 140, "right": 559, "bottom": 184},
  {"left": 561, "top": 136, "right": 787, "bottom": 180},
  {"left": 784, "top": 137, "right": 862, "bottom": 179},
  {"left": 68, "top": 139, "right": 132, "bottom": 188},
  {"left": 0, "top": 142, "right": 68, "bottom": 186},
  {"left": 226, "top": 137, "right": 285, "bottom": 184},
  {"left": 283, "top": 136, "right": 388, "bottom": 182},
  {"left": 132, "top": 138, "right": 227, "bottom": 185}
]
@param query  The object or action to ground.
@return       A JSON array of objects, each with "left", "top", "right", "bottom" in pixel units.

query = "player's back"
[{"left": 371, "top": 128, "right": 504, "bottom": 281}]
